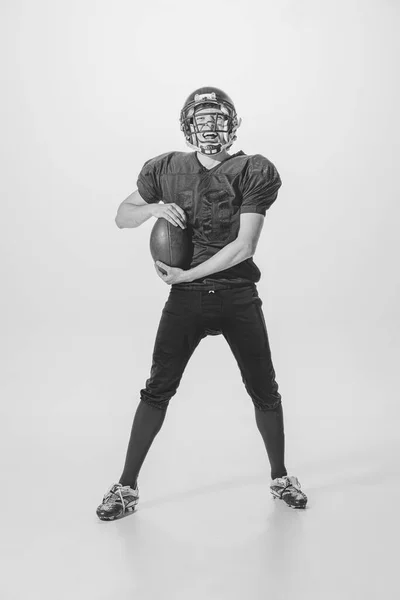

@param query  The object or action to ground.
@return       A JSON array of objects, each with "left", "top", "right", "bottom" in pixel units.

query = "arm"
[
  {"left": 180, "top": 213, "right": 265, "bottom": 283},
  {"left": 115, "top": 190, "right": 155, "bottom": 228},
  {"left": 181, "top": 239, "right": 252, "bottom": 283}
]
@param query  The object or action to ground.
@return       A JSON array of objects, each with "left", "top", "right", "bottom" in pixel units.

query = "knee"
[
  {"left": 140, "top": 390, "right": 171, "bottom": 411},
  {"left": 245, "top": 377, "right": 282, "bottom": 411},
  {"left": 253, "top": 397, "right": 282, "bottom": 412}
]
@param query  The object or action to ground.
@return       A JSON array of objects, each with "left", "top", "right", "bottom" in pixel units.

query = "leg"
[
  {"left": 254, "top": 402, "right": 287, "bottom": 480},
  {"left": 119, "top": 289, "right": 203, "bottom": 487},
  {"left": 221, "top": 286, "right": 287, "bottom": 479},
  {"left": 119, "top": 400, "right": 167, "bottom": 488}
]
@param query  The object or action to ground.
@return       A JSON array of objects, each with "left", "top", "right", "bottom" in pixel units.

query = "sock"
[
  {"left": 254, "top": 403, "right": 288, "bottom": 481},
  {"left": 119, "top": 399, "right": 167, "bottom": 489}
]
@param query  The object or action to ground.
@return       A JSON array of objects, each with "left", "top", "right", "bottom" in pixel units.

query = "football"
[{"left": 150, "top": 218, "right": 193, "bottom": 273}]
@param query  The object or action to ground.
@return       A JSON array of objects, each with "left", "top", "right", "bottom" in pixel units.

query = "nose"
[
  {"left": 202, "top": 124, "right": 218, "bottom": 137},
  {"left": 201, "top": 117, "right": 217, "bottom": 131}
]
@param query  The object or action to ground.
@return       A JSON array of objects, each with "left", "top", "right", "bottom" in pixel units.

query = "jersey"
[{"left": 137, "top": 150, "right": 282, "bottom": 288}]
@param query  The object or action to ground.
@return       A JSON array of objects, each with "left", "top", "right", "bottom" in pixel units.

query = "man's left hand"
[{"left": 154, "top": 261, "right": 188, "bottom": 285}]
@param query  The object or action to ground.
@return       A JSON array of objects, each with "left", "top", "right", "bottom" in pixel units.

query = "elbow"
[
  {"left": 240, "top": 241, "right": 255, "bottom": 259},
  {"left": 235, "top": 237, "right": 254, "bottom": 259},
  {"left": 115, "top": 213, "right": 129, "bottom": 229},
  {"left": 247, "top": 248, "right": 256, "bottom": 260}
]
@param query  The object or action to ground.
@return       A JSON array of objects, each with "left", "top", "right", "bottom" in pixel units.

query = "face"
[{"left": 193, "top": 107, "right": 228, "bottom": 146}]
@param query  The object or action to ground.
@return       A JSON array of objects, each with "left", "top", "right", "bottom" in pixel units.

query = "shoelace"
[
  {"left": 103, "top": 484, "right": 125, "bottom": 506},
  {"left": 275, "top": 477, "right": 305, "bottom": 498},
  {"left": 278, "top": 476, "right": 300, "bottom": 489},
  {"left": 103, "top": 483, "right": 137, "bottom": 503}
]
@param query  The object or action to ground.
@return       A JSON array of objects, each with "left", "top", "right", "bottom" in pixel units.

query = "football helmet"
[{"left": 180, "top": 86, "right": 242, "bottom": 156}]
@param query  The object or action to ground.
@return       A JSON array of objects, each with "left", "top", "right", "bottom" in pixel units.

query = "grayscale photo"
[{"left": 1, "top": 1, "right": 399, "bottom": 598}]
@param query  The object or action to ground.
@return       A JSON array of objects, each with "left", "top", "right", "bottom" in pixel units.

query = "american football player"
[{"left": 96, "top": 87, "right": 308, "bottom": 520}]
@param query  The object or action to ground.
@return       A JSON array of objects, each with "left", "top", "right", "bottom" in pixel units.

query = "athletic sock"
[
  {"left": 254, "top": 403, "right": 287, "bottom": 480},
  {"left": 119, "top": 399, "right": 167, "bottom": 489}
]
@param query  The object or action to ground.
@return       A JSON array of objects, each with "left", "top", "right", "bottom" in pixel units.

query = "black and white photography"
[{"left": 2, "top": 0, "right": 399, "bottom": 598}]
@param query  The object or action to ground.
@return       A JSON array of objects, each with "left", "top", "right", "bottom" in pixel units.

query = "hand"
[
  {"left": 152, "top": 203, "right": 187, "bottom": 229},
  {"left": 154, "top": 261, "right": 187, "bottom": 285}
]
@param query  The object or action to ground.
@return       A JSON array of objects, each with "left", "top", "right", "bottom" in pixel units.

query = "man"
[{"left": 96, "top": 86, "right": 308, "bottom": 521}]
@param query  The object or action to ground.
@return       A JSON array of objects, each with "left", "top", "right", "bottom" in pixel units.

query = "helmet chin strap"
[
  {"left": 185, "top": 136, "right": 233, "bottom": 156},
  {"left": 198, "top": 142, "right": 222, "bottom": 155}
]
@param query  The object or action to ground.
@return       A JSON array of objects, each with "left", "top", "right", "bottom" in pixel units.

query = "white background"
[{"left": 1, "top": 1, "right": 399, "bottom": 599}]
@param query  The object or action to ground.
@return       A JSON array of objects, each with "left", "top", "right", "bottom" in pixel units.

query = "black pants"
[{"left": 140, "top": 281, "right": 282, "bottom": 412}]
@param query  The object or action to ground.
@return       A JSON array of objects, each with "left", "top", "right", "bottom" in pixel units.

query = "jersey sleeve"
[
  {"left": 240, "top": 155, "right": 282, "bottom": 216},
  {"left": 136, "top": 154, "right": 166, "bottom": 204}
]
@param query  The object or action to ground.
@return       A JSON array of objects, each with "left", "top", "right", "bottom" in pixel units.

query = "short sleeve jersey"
[{"left": 137, "top": 150, "right": 282, "bottom": 287}]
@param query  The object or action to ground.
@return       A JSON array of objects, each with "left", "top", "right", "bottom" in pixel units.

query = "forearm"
[
  {"left": 181, "top": 239, "right": 253, "bottom": 283},
  {"left": 115, "top": 203, "right": 155, "bottom": 228}
]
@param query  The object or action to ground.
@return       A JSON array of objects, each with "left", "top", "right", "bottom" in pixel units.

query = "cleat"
[
  {"left": 96, "top": 482, "right": 139, "bottom": 521},
  {"left": 270, "top": 475, "right": 308, "bottom": 509}
]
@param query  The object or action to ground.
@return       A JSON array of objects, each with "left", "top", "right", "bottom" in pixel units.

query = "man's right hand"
[{"left": 152, "top": 203, "right": 187, "bottom": 229}]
